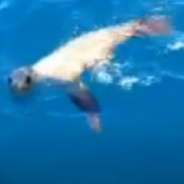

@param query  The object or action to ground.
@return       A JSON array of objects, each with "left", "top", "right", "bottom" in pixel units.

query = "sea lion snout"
[{"left": 8, "top": 67, "right": 33, "bottom": 93}]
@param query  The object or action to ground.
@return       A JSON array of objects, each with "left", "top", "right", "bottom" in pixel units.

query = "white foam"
[
  {"left": 118, "top": 76, "right": 140, "bottom": 90},
  {"left": 89, "top": 29, "right": 184, "bottom": 90},
  {"left": 90, "top": 61, "right": 161, "bottom": 90},
  {"left": 91, "top": 54, "right": 184, "bottom": 89},
  {"left": 166, "top": 33, "right": 184, "bottom": 51},
  {"left": 167, "top": 35, "right": 184, "bottom": 51},
  {"left": 167, "top": 41, "right": 184, "bottom": 50}
]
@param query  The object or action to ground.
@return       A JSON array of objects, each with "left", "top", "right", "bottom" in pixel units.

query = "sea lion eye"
[{"left": 25, "top": 76, "right": 32, "bottom": 84}]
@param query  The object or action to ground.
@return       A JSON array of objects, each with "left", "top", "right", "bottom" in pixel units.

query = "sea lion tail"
[{"left": 134, "top": 15, "right": 171, "bottom": 37}]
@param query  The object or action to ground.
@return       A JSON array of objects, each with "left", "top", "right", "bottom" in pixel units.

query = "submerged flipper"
[{"left": 63, "top": 80, "right": 102, "bottom": 132}]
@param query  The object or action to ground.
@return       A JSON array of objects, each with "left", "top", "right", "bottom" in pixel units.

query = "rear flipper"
[
  {"left": 64, "top": 81, "right": 102, "bottom": 132},
  {"left": 134, "top": 15, "right": 171, "bottom": 37}
]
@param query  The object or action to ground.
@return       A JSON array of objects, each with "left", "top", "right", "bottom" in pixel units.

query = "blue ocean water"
[{"left": 0, "top": 0, "right": 184, "bottom": 183}]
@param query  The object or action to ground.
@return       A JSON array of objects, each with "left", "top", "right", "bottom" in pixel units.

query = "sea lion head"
[{"left": 8, "top": 67, "right": 35, "bottom": 94}]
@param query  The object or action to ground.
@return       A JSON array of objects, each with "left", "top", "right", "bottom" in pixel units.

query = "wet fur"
[{"left": 9, "top": 15, "right": 171, "bottom": 132}]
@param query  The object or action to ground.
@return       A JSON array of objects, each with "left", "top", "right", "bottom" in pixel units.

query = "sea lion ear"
[{"left": 63, "top": 80, "right": 102, "bottom": 132}]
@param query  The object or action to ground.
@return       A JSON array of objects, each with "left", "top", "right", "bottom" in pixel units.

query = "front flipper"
[{"left": 63, "top": 81, "right": 102, "bottom": 132}]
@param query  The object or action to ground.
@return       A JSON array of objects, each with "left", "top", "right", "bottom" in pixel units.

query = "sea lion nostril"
[{"left": 7, "top": 77, "right": 12, "bottom": 84}]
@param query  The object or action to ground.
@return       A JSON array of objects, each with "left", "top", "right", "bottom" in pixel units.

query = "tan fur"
[
  {"left": 32, "top": 20, "right": 139, "bottom": 82},
  {"left": 24, "top": 16, "right": 170, "bottom": 132}
]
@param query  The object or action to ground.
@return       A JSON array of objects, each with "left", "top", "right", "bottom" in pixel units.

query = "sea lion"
[{"left": 8, "top": 15, "right": 171, "bottom": 132}]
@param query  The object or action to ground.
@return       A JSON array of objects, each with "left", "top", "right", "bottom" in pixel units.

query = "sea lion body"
[
  {"left": 8, "top": 15, "right": 171, "bottom": 132},
  {"left": 32, "top": 21, "right": 137, "bottom": 82}
]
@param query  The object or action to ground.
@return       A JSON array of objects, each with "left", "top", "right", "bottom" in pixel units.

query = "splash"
[
  {"left": 166, "top": 33, "right": 184, "bottom": 51},
  {"left": 90, "top": 31, "right": 184, "bottom": 90},
  {"left": 90, "top": 61, "right": 161, "bottom": 90}
]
